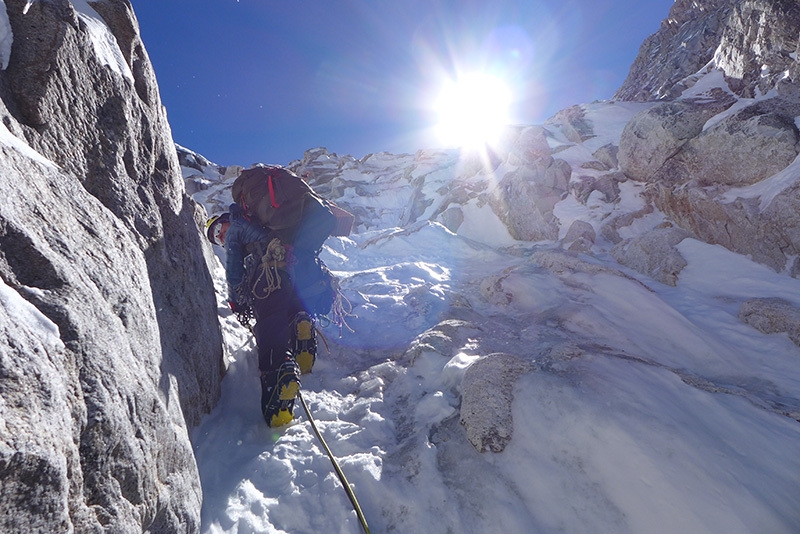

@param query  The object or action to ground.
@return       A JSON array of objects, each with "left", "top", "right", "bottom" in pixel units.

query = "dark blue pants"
[{"left": 252, "top": 271, "right": 303, "bottom": 374}]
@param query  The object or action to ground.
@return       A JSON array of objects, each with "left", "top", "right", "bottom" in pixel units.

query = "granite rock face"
[
  {"left": 0, "top": 1, "right": 223, "bottom": 532},
  {"left": 615, "top": 0, "right": 800, "bottom": 102},
  {"left": 612, "top": 0, "right": 800, "bottom": 279},
  {"left": 617, "top": 95, "right": 736, "bottom": 182}
]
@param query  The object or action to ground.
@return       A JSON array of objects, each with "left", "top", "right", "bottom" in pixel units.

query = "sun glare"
[{"left": 434, "top": 72, "right": 512, "bottom": 149}]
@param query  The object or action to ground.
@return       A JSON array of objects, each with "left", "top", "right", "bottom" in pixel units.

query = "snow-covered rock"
[
  {"left": 177, "top": 1, "right": 800, "bottom": 531},
  {"left": 669, "top": 99, "right": 800, "bottom": 187},
  {"left": 562, "top": 219, "right": 597, "bottom": 253},
  {"left": 459, "top": 353, "right": 534, "bottom": 453},
  {"left": 611, "top": 226, "right": 694, "bottom": 286},
  {"left": 618, "top": 96, "right": 735, "bottom": 182},
  {"left": 739, "top": 297, "right": 800, "bottom": 346},
  {"left": 615, "top": 0, "right": 800, "bottom": 102},
  {"left": 4, "top": 0, "right": 800, "bottom": 532}
]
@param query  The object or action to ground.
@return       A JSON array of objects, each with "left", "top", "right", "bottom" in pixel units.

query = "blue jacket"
[{"left": 224, "top": 203, "right": 271, "bottom": 303}]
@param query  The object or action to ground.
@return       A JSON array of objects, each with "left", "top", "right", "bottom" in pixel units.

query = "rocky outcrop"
[
  {"left": 676, "top": 105, "right": 799, "bottom": 187},
  {"left": 569, "top": 172, "right": 623, "bottom": 205},
  {"left": 615, "top": 0, "right": 732, "bottom": 101},
  {"left": 713, "top": 0, "right": 800, "bottom": 99},
  {"left": 507, "top": 125, "right": 551, "bottom": 165},
  {"left": 547, "top": 105, "right": 595, "bottom": 144},
  {"left": 624, "top": 96, "right": 800, "bottom": 276},
  {"left": 0, "top": 1, "right": 222, "bottom": 532},
  {"left": 616, "top": 18, "right": 800, "bottom": 277},
  {"left": 652, "top": 182, "right": 800, "bottom": 274},
  {"left": 492, "top": 157, "right": 570, "bottom": 242},
  {"left": 618, "top": 93, "right": 736, "bottom": 182},
  {"left": 562, "top": 220, "right": 596, "bottom": 253},
  {"left": 460, "top": 353, "right": 533, "bottom": 453},
  {"left": 611, "top": 227, "right": 694, "bottom": 286},
  {"left": 739, "top": 298, "right": 800, "bottom": 346},
  {"left": 615, "top": 0, "right": 800, "bottom": 102}
]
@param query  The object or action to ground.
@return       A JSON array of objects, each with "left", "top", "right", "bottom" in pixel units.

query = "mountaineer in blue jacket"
[{"left": 206, "top": 203, "right": 317, "bottom": 428}]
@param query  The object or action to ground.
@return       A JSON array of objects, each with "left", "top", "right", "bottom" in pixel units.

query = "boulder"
[
  {"left": 508, "top": 125, "right": 551, "bottom": 165},
  {"left": 563, "top": 220, "right": 596, "bottom": 253},
  {"left": 569, "top": 173, "right": 623, "bottom": 205},
  {"left": 599, "top": 204, "right": 656, "bottom": 245},
  {"left": 460, "top": 353, "right": 534, "bottom": 453},
  {"left": 739, "top": 298, "right": 800, "bottom": 346},
  {"left": 677, "top": 101, "right": 800, "bottom": 187},
  {"left": 593, "top": 143, "right": 619, "bottom": 170},
  {"left": 492, "top": 158, "right": 570, "bottom": 241},
  {"left": 618, "top": 97, "right": 734, "bottom": 182},
  {"left": 654, "top": 182, "right": 800, "bottom": 274},
  {"left": 439, "top": 206, "right": 464, "bottom": 234},
  {"left": 611, "top": 227, "right": 694, "bottom": 286},
  {"left": 548, "top": 105, "right": 594, "bottom": 144}
]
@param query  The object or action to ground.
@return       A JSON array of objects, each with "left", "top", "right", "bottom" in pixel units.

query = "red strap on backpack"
[{"left": 268, "top": 173, "right": 280, "bottom": 209}]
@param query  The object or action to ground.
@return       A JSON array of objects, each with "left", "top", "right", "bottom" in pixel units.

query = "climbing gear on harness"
[
  {"left": 229, "top": 299, "right": 255, "bottom": 329},
  {"left": 328, "top": 279, "right": 356, "bottom": 337}
]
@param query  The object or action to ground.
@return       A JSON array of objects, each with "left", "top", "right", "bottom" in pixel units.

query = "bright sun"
[{"left": 434, "top": 72, "right": 512, "bottom": 149}]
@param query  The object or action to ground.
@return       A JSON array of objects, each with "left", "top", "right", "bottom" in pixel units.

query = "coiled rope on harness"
[{"left": 250, "top": 238, "right": 287, "bottom": 300}]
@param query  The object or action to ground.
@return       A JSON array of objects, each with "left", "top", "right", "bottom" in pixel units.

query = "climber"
[{"left": 205, "top": 166, "right": 337, "bottom": 428}]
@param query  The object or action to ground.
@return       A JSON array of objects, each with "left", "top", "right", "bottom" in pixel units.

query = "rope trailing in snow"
[
  {"left": 239, "top": 309, "right": 367, "bottom": 531},
  {"left": 298, "top": 392, "right": 371, "bottom": 534}
]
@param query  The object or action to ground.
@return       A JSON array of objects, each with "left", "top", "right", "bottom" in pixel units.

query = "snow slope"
[{"left": 182, "top": 101, "right": 800, "bottom": 533}]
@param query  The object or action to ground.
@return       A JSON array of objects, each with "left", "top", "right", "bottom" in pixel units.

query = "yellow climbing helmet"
[{"left": 205, "top": 213, "right": 230, "bottom": 246}]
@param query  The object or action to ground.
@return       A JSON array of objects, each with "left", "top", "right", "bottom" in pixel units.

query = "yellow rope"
[{"left": 299, "top": 392, "right": 371, "bottom": 534}]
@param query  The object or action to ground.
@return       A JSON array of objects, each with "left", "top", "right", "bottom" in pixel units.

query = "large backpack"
[
  {"left": 232, "top": 165, "right": 313, "bottom": 230},
  {"left": 232, "top": 165, "right": 335, "bottom": 253}
]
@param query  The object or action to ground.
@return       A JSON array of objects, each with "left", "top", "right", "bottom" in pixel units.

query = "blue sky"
[{"left": 134, "top": 0, "right": 674, "bottom": 166}]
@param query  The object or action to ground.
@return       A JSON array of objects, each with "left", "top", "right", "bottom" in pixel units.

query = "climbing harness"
[{"left": 299, "top": 392, "right": 371, "bottom": 534}]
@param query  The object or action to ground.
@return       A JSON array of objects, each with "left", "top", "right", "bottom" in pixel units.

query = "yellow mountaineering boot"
[
  {"left": 293, "top": 312, "right": 317, "bottom": 375},
  {"left": 261, "top": 357, "right": 301, "bottom": 427}
]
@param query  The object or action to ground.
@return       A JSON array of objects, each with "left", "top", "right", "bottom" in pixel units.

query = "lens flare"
[{"left": 434, "top": 72, "right": 512, "bottom": 149}]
